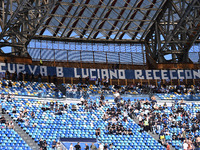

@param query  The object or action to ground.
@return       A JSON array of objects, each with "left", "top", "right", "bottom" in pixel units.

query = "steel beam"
[
  {"left": 66, "top": 0, "right": 90, "bottom": 38},
  {"left": 87, "top": 0, "right": 112, "bottom": 40},
  {"left": 47, "top": 14, "right": 152, "bottom": 22},
  {"left": 60, "top": 0, "right": 85, "bottom": 37},
  {"left": 53, "top": 0, "right": 76, "bottom": 36},
  {"left": 118, "top": 0, "right": 144, "bottom": 40},
  {"left": 80, "top": 0, "right": 104, "bottom": 38},
  {"left": 32, "top": 35, "right": 145, "bottom": 44},
  {"left": 92, "top": 0, "right": 118, "bottom": 39},
  {"left": 145, "top": 0, "right": 200, "bottom": 63},
  {"left": 0, "top": 0, "right": 55, "bottom": 56},
  {"left": 57, "top": 1, "right": 159, "bottom": 11},
  {"left": 106, "top": 0, "right": 131, "bottom": 40},
  {"left": 39, "top": 0, "right": 61, "bottom": 35},
  {"left": 132, "top": 0, "right": 157, "bottom": 40}
]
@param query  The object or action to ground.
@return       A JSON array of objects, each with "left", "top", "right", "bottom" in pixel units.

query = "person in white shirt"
[
  {"left": 183, "top": 140, "right": 188, "bottom": 150},
  {"left": 80, "top": 96, "right": 84, "bottom": 105},
  {"left": 9, "top": 121, "right": 14, "bottom": 129},
  {"left": 25, "top": 119, "right": 29, "bottom": 127},
  {"left": 56, "top": 141, "right": 62, "bottom": 150},
  {"left": 99, "top": 143, "right": 104, "bottom": 150},
  {"left": 69, "top": 143, "right": 73, "bottom": 150},
  {"left": 114, "top": 91, "right": 120, "bottom": 103},
  {"left": 114, "top": 91, "right": 120, "bottom": 98}
]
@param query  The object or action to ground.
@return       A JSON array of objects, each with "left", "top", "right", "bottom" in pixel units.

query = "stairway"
[
  {"left": 132, "top": 117, "right": 175, "bottom": 150},
  {"left": 56, "top": 84, "right": 66, "bottom": 96},
  {"left": 1, "top": 112, "right": 39, "bottom": 150}
]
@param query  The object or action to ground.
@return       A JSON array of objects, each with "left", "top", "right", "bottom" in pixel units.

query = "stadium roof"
[{"left": 35, "top": 0, "right": 167, "bottom": 43}]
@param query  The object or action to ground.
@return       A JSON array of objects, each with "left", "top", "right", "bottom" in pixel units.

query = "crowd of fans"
[
  {"left": 64, "top": 81, "right": 199, "bottom": 101},
  {"left": 131, "top": 96, "right": 200, "bottom": 150},
  {"left": 2, "top": 77, "right": 200, "bottom": 150},
  {"left": 78, "top": 88, "right": 200, "bottom": 150},
  {"left": 0, "top": 115, "right": 14, "bottom": 129}
]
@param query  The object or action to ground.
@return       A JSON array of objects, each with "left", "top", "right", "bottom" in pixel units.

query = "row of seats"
[{"left": 0, "top": 80, "right": 62, "bottom": 98}]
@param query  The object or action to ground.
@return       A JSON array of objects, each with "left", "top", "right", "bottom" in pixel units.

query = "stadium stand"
[
  {"left": 1, "top": 0, "right": 200, "bottom": 150},
  {"left": 1, "top": 76, "right": 200, "bottom": 150},
  {"left": 2, "top": 92, "right": 166, "bottom": 150}
]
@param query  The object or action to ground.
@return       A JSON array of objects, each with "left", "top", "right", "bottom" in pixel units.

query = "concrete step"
[{"left": 2, "top": 113, "right": 39, "bottom": 150}]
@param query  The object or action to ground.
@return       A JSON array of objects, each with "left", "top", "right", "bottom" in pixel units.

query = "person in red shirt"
[{"left": 166, "top": 143, "right": 170, "bottom": 150}]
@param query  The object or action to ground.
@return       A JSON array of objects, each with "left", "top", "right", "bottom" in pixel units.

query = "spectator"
[
  {"left": 74, "top": 142, "right": 81, "bottom": 150},
  {"left": 95, "top": 128, "right": 101, "bottom": 136},
  {"left": 50, "top": 100, "right": 54, "bottom": 110},
  {"left": 13, "top": 71, "right": 17, "bottom": 81},
  {"left": 31, "top": 111, "right": 35, "bottom": 118},
  {"left": 9, "top": 121, "right": 14, "bottom": 129},
  {"left": 1, "top": 102, "right": 6, "bottom": 114},
  {"left": 85, "top": 76, "right": 89, "bottom": 85},
  {"left": 103, "top": 143, "right": 108, "bottom": 150},
  {"left": 43, "top": 140, "right": 47, "bottom": 150},
  {"left": 95, "top": 78, "right": 100, "bottom": 87},
  {"left": 84, "top": 143, "right": 89, "bottom": 150},
  {"left": 48, "top": 74, "right": 51, "bottom": 83},
  {"left": 0, "top": 115, "right": 6, "bottom": 124},
  {"left": 12, "top": 106, "right": 16, "bottom": 113},
  {"left": 100, "top": 94, "right": 105, "bottom": 101},
  {"left": 53, "top": 75, "right": 57, "bottom": 85},
  {"left": 23, "top": 108, "right": 28, "bottom": 116},
  {"left": 183, "top": 140, "right": 188, "bottom": 150},
  {"left": 25, "top": 72, "right": 29, "bottom": 81},
  {"left": 25, "top": 119, "right": 29, "bottom": 127},
  {"left": 79, "top": 76, "right": 82, "bottom": 85},
  {"left": 18, "top": 71, "right": 23, "bottom": 81},
  {"left": 80, "top": 96, "right": 85, "bottom": 105},
  {"left": 1, "top": 94, "right": 5, "bottom": 100},
  {"left": 56, "top": 141, "right": 62, "bottom": 150},
  {"left": 5, "top": 121, "right": 9, "bottom": 129},
  {"left": 166, "top": 143, "right": 170, "bottom": 150},
  {"left": 90, "top": 143, "right": 97, "bottom": 150},
  {"left": 31, "top": 73, "right": 35, "bottom": 82},
  {"left": 69, "top": 143, "right": 73, "bottom": 150},
  {"left": 6, "top": 70, "right": 10, "bottom": 80},
  {"left": 52, "top": 140, "right": 56, "bottom": 149},
  {"left": 39, "top": 138, "right": 43, "bottom": 150},
  {"left": 103, "top": 77, "right": 109, "bottom": 87},
  {"left": 38, "top": 73, "right": 42, "bottom": 82},
  {"left": 99, "top": 143, "right": 104, "bottom": 150},
  {"left": 109, "top": 143, "right": 113, "bottom": 149},
  {"left": 8, "top": 80, "right": 12, "bottom": 87}
]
